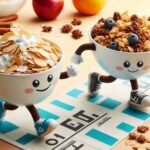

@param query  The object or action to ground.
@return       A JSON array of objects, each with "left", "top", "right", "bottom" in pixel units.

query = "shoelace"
[
  {"left": 37, "top": 120, "right": 44, "bottom": 132},
  {"left": 37, "top": 119, "right": 48, "bottom": 133},
  {"left": 95, "top": 83, "right": 100, "bottom": 90},
  {"left": 135, "top": 91, "right": 147, "bottom": 99}
]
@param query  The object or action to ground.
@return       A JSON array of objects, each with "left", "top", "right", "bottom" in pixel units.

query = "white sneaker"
[{"left": 129, "top": 91, "right": 150, "bottom": 108}]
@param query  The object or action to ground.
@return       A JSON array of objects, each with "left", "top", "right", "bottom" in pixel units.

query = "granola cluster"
[
  {"left": 126, "top": 126, "right": 150, "bottom": 149},
  {"left": 137, "top": 126, "right": 149, "bottom": 133},
  {"left": 0, "top": 29, "right": 61, "bottom": 75},
  {"left": 91, "top": 11, "right": 150, "bottom": 52},
  {"left": 42, "top": 18, "right": 83, "bottom": 40},
  {"left": 42, "top": 25, "right": 52, "bottom": 33},
  {"left": 71, "top": 18, "right": 82, "bottom": 26},
  {"left": 61, "top": 24, "right": 73, "bottom": 33},
  {"left": 72, "top": 29, "right": 83, "bottom": 39},
  {"left": 60, "top": 18, "right": 83, "bottom": 39}
]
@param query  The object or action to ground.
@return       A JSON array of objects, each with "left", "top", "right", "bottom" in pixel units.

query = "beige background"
[{"left": 0, "top": 0, "right": 150, "bottom": 149}]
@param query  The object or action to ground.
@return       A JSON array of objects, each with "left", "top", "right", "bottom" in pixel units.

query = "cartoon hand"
[
  {"left": 71, "top": 53, "right": 83, "bottom": 64},
  {"left": 67, "top": 64, "right": 79, "bottom": 77}
]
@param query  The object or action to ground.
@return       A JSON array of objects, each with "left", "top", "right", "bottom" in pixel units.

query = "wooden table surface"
[{"left": 0, "top": 0, "right": 150, "bottom": 149}]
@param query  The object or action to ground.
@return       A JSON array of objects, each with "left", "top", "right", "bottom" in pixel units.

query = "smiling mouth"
[
  {"left": 127, "top": 69, "right": 138, "bottom": 73},
  {"left": 36, "top": 84, "right": 51, "bottom": 92}
]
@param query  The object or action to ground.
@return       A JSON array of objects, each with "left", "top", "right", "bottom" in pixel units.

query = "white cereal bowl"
[
  {"left": 0, "top": 41, "right": 64, "bottom": 106},
  {"left": 89, "top": 28, "right": 150, "bottom": 80},
  {"left": 0, "top": 0, "right": 26, "bottom": 17}
]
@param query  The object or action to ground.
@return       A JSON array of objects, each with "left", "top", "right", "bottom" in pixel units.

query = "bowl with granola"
[
  {"left": 89, "top": 11, "right": 150, "bottom": 80},
  {"left": 0, "top": 29, "right": 64, "bottom": 105}
]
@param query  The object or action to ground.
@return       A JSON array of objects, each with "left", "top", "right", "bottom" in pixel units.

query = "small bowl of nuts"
[
  {"left": 89, "top": 11, "right": 150, "bottom": 80},
  {"left": 0, "top": 29, "right": 64, "bottom": 105}
]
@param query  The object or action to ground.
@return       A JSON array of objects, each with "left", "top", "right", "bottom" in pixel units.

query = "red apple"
[{"left": 32, "top": 0, "right": 64, "bottom": 20}]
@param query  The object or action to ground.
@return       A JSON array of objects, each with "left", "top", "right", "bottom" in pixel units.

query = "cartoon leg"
[
  {"left": 88, "top": 72, "right": 117, "bottom": 96},
  {"left": 26, "top": 105, "right": 57, "bottom": 137},
  {"left": 60, "top": 72, "right": 69, "bottom": 79},
  {"left": 0, "top": 102, "right": 18, "bottom": 125},
  {"left": 129, "top": 79, "right": 150, "bottom": 108}
]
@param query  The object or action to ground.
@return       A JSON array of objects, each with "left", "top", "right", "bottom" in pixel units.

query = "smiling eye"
[
  {"left": 33, "top": 80, "right": 40, "bottom": 88},
  {"left": 47, "top": 75, "right": 53, "bottom": 82},
  {"left": 137, "top": 61, "right": 144, "bottom": 67},
  {"left": 123, "top": 61, "right": 130, "bottom": 68}
]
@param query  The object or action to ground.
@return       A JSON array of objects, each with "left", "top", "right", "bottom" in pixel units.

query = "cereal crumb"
[
  {"left": 132, "top": 147, "right": 138, "bottom": 150},
  {"left": 72, "top": 29, "right": 83, "bottom": 39},
  {"left": 61, "top": 24, "right": 73, "bottom": 33},
  {"left": 137, "top": 126, "right": 149, "bottom": 133},
  {"left": 129, "top": 133, "right": 138, "bottom": 140},
  {"left": 71, "top": 18, "right": 82, "bottom": 26},
  {"left": 137, "top": 135, "right": 146, "bottom": 144},
  {"left": 42, "top": 25, "right": 52, "bottom": 33}
]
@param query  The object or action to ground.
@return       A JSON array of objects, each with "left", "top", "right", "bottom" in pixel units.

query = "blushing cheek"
[
  {"left": 53, "top": 79, "right": 58, "bottom": 85},
  {"left": 116, "top": 66, "right": 124, "bottom": 71},
  {"left": 24, "top": 88, "right": 33, "bottom": 94},
  {"left": 143, "top": 66, "right": 150, "bottom": 70}
]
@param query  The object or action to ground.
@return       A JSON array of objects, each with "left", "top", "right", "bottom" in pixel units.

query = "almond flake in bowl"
[{"left": 0, "top": 29, "right": 62, "bottom": 75}]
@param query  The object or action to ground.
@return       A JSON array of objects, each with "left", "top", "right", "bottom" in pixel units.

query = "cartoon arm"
[
  {"left": 71, "top": 43, "right": 96, "bottom": 64},
  {"left": 60, "top": 64, "right": 78, "bottom": 79}
]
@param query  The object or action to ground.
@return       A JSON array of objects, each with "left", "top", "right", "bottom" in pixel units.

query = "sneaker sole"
[
  {"left": 129, "top": 101, "right": 148, "bottom": 108},
  {"left": 39, "top": 121, "right": 58, "bottom": 138}
]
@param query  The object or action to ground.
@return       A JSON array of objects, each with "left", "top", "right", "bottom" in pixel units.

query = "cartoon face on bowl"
[
  {"left": 94, "top": 41, "right": 150, "bottom": 80},
  {"left": 0, "top": 30, "right": 79, "bottom": 138},
  {"left": 71, "top": 13, "right": 150, "bottom": 109},
  {"left": 0, "top": 61, "right": 62, "bottom": 105}
]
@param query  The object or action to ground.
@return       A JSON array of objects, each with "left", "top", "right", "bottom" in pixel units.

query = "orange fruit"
[{"left": 72, "top": 0, "right": 107, "bottom": 15}]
